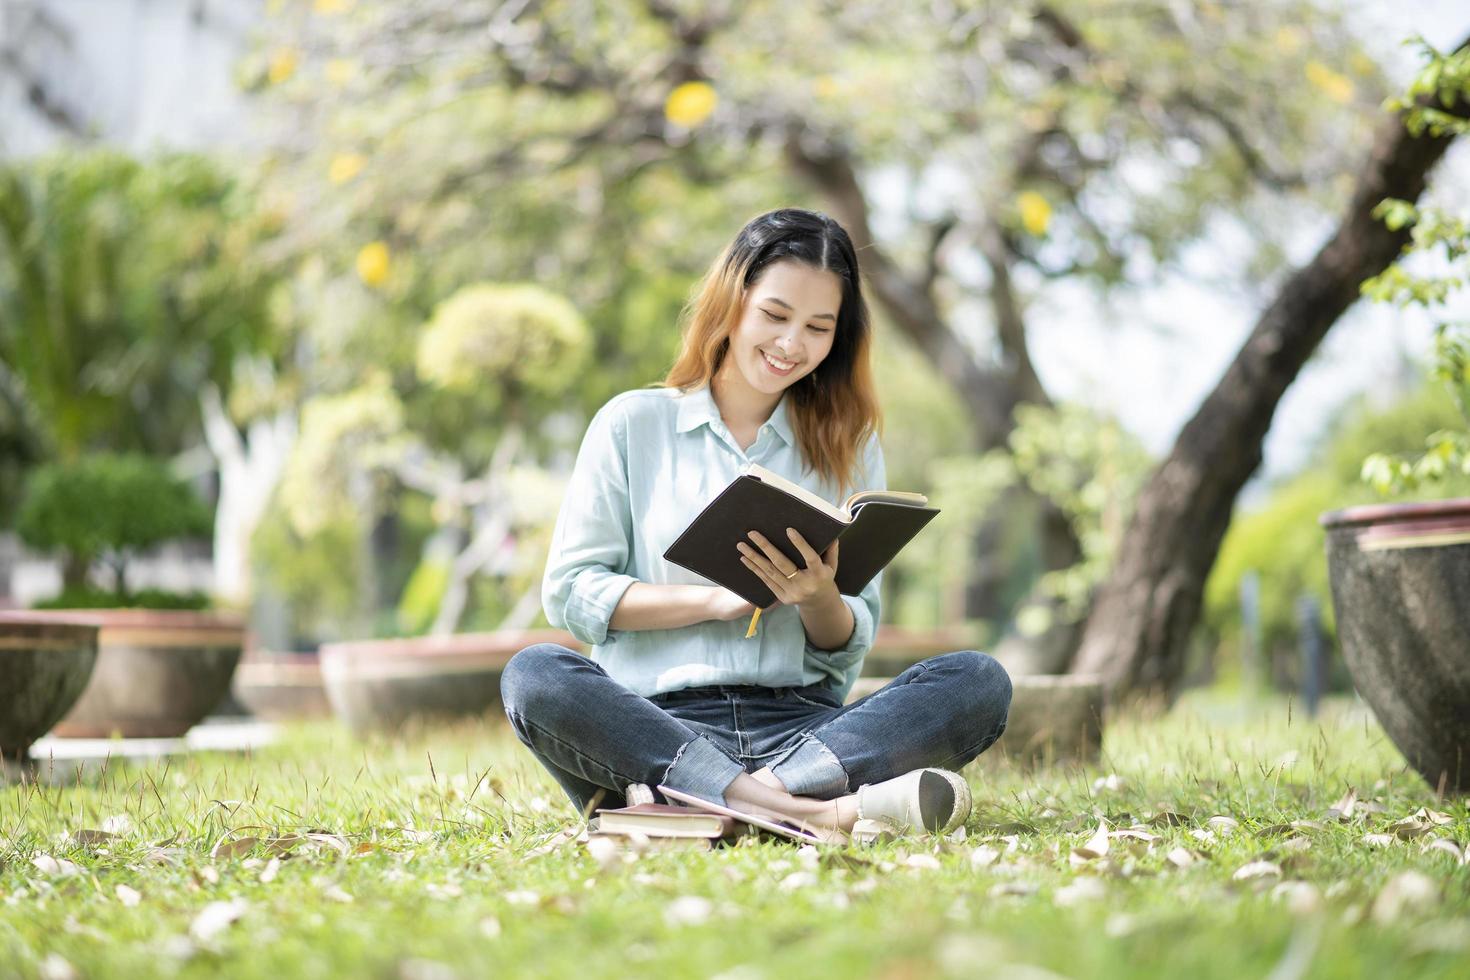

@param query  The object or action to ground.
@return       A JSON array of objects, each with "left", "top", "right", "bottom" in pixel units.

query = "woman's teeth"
[{"left": 762, "top": 351, "right": 796, "bottom": 373}]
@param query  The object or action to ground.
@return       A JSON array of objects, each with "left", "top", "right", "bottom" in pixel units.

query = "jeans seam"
[{"left": 507, "top": 709, "right": 645, "bottom": 790}]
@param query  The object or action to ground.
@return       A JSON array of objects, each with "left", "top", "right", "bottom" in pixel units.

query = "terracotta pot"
[
  {"left": 22, "top": 609, "right": 245, "bottom": 738},
  {"left": 860, "top": 624, "right": 980, "bottom": 676},
  {"left": 0, "top": 616, "right": 99, "bottom": 765},
  {"left": 233, "top": 652, "right": 331, "bottom": 722},
  {"left": 1321, "top": 499, "right": 1470, "bottom": 794},
  {"left": 320, "top": 629, "right": 582, "bottom": 735}
]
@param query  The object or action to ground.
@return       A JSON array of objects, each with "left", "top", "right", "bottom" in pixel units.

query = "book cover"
[
  {"left": 593, "top": 802, "right": 738, "bottom": 839},
  {"left": 662, "top": 470, "right": 939, "bottom": 608}
]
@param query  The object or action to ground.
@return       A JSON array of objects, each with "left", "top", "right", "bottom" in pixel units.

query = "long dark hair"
[{"left": 663, "top": 208, "right": 881, "bottom": 494}]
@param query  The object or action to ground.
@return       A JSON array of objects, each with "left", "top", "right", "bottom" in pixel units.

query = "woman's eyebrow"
[{"left": 763, "top": 297, "right": 836, "bottom": 321}]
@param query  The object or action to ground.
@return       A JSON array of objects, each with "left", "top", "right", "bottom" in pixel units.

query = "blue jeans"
[{"left": 500, "top": 643, "right": 1012, "bottom": 813}]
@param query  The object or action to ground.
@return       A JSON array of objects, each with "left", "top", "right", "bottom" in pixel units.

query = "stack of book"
[{"left": 588, "top": 802, "right": 748, "bottom": 850}]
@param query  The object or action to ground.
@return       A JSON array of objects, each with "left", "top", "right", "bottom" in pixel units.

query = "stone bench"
[{"left": 846, "top": 673, "right": 1104, "bottom": 766}]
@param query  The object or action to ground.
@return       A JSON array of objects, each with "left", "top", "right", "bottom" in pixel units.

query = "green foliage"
[
  {"left": 251, "top": 502, "right": 364, "bottom": 641},
  {"left": 32, "top": 586, "right": 210, "bottom": 611},
  {"left": 15, "top": 454, "right": 212, "bottom": 605},
  {"left": 0, "top": 152, "right": 288, "bottom": 465},
  {"left": 1359, "top": 40, "right": 1470, "bottom": 494}
]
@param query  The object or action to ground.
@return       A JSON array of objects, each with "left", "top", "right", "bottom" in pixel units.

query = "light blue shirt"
[{"left": 541, "top": 384, "right": 884, "bottom": 700}]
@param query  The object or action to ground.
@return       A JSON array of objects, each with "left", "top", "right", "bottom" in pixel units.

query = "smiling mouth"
[{"left": 762, "top": 350, "right": 797, "bottom": 373}]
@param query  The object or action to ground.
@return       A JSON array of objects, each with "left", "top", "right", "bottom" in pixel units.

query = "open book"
[{"left": 662, "top": 462, "right": 939, "bottom": 609}]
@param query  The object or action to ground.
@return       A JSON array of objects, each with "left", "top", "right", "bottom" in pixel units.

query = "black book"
[{"left": 663, "top": 463, "right": 940, "bottom": 608}]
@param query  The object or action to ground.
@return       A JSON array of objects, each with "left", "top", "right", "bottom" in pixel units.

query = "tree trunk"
[{"left": 1072, "top": 69, "right": 1470, "bottom": 697}]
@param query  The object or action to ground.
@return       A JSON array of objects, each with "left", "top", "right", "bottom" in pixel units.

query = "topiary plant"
[{"left": 16, "top": 454, "right": 213, "bottom": 608}]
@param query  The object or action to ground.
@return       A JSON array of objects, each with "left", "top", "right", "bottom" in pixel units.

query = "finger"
[
  {"left": 785, "top": 527, "right": 823, "bottom": 569},
  {"left": 746, "top": 530, "right": 801, "bottom": 576},
  {"left": 740, "top": 555, "right": 790, "bottom": 605}
]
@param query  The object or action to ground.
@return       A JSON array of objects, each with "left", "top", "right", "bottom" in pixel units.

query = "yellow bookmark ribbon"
[{"left": 744, "top": 607, "right": 762, "bottom": 638}]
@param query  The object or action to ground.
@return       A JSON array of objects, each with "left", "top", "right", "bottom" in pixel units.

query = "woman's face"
[{"left": 724, "top": 259, "right": 842, "bottom": 399}]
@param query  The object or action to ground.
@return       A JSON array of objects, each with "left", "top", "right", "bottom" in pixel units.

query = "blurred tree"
[
  {"left": 248, "top": 0, "right": 1393, "bottom": 655},
  {"left": 0, "top": 151, "right": 288, "bottom": 465},
  {"left": 1074, "top": 35, "right": 1470, "bottom": 696}
]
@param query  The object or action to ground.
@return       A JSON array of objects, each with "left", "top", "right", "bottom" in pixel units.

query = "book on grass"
[
  {"left": 592, "top": 802, "right": 741, "bottom": 840},
  {"left": 663, "top": 462, "right": 939, "bottom": 609}
]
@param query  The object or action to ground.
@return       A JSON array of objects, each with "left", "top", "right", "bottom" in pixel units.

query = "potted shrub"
[
  {"left": 1321, "top": 41, "right": 1470, "bottom": 795},
  {"left": 17, "top": 454, "right": 244, "bottom": 738}
]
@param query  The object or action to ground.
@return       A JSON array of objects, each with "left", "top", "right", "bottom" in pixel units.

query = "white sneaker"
[{"left": 855, "top": 768, "right": 971, "bottom": 835}]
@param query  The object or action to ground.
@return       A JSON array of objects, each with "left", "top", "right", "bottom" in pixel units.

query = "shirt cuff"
[
  {"left": 806, "top": 593, "right": 874, "bottom": 667},
  {"left": 563, "top": 572, "right": 639, "bottom": 645}
]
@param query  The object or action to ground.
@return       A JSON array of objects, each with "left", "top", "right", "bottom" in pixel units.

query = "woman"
[{"left": 501, "top": 208, "right": 1012, "bottom": 839}]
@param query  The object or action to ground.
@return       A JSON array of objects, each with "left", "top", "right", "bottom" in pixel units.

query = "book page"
[
  {"left": 845, "top": 489, "right": 929, "bottom": 511},
  {"left": 743, "top": 463, "right": 850, "bottom": 523}
]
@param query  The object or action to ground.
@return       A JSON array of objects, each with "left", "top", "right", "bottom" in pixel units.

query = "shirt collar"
[{"left": 674, "top": 385, "right": 796, "bottom": 447}]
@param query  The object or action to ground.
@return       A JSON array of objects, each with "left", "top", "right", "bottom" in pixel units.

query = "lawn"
[{"left": 2, "top": 691, "right": 1466, "bottom": 980}]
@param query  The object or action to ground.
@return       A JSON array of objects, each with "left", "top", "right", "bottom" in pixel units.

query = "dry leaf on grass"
[
  {"left": 970, "top": 846, "right": 1001, "bottom": 868},
  {"left": 1269, "top": 881, "right": 1322, "bottom": 916},
  {"left": 1278, "top": 837, "right": 1312, "bottom": 853},
  {"left": 988, "top": 880, "right": 1039, "bottom": 898},
  {"left": 305, "top": 833, "right": 351, "bottom": 859},
  {"left": 1166, "top": 847, "right": 1198, "bottom": 869},
  {"left": 190, "top": 899, "right": 249, "bottom": 943},
  {"left": 1371, "top": 871, "right": 1439, "bottom": 925},
  {"left": 1361, "top": 833, "right": 1396, "bottom": 848},
  {"left": 1232, "top": 860, "right": 1282, "bottom": 881},
  {"left": 115, "top": 883, "right": 142, "bottom": 907},
  {"left": 1054, "top": 877, "right": 1107, "bottom": 906},
  {"left": 1206, "top": 816, "right": 1240, "bottom": 834},
  {"left": 1423, "top": 838, "right": 1467, "bottom": 864},
  {"left": 31, "top": 855, "right": 79, "bottom": 878},
  {"left": 259, "top": 858, "right": 281, "bottom": 884},
  {"left": 210, "top": 836, "right": 258, "bottom": 860},
  {"left": 70, "top": 829, "right": 116, "bottom": 849},
  {"left": 1328, "top": 787, "right": 1357, "bottom": 821},
  {"left": 1071, "top": 821, "right": 1110, "bottom": 864},
  {"left": 902, "top": 853, "right": 942, "bottom": 871}
]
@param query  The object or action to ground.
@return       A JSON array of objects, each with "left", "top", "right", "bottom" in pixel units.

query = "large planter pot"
[
  {"left": 0, "top": 616, "right": 99, "bottom": 766},
  {"left": 233, "top": 652, "right": 331, "bottom": 722},
  {"left": 860, "top": 625, "right": 981, "bottom": 676},
  {"left": 1322, "top": 499, "right": 1470, "bottom": 794},
  {"left": 22, "top": 609, "right": 245, "bottom": 738},
  {"left": 321, "top": 629, "right": 582, "bottom": 735}
]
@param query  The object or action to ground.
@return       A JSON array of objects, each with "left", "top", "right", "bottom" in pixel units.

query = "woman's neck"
[{"left": 710, "top": 368, "right": 781, "bottom": 432}]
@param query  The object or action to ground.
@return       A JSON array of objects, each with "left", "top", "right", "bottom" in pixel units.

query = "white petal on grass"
[
  {"left": 322, "top": 884, "right": 354, "bottom": 903},
  {"left": 505, "top": 890, "right": 540, "bottom": 906},
  {"left": 1232, "top": 860, "right": 1282, "bottom": 881},
  {"left": 1269, "top": 881, "right": 1322, "bottom": 916},
  {"left": 259, "top": 858, "right": 281, "bottom": 884},
  {"left": 1166, "top": 848, "right": 1198, "bottom": 869},
  {"left": 38, "top": 954, "right": 77, "bottom": 980},
  {"left": 190, "top": 899, "right": 249, "bottom": 942},
  {"left": 902, "top": 853, "right": 942, "bottom": 871},
  {"left": 664, "top": 896, "right": 714, "bottom": 926},
  {"left": 31, "top": 855, "right": 79, "bottom": 878},
  {"left": 115, "top": 884, "right": 142, "bottom": 907}
]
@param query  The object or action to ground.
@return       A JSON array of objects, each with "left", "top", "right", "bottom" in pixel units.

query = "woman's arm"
[{"left": 609, "top": 583, "right": 754, "bottom": 632}]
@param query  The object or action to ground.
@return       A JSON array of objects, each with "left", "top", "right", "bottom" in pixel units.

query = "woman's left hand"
[{"left": 737, "top": 528, "right": 840, "bottom": 609}]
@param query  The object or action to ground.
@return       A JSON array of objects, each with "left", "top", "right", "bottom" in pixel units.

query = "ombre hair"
[{"left": 662, "top": 208, "right": 882, "bottom": 497}]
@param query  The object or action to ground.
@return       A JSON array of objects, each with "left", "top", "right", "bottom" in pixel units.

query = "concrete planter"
[
  {"left": 22, "top": 609, "right": 245, "bottom": 738},
  {"left": 1322, "top": 499, "right": 1470, "bottom": 794},
  {"left": 321, "top": 629, "right": 582, "bottom": 735},
  {"left": 234, "top": 652, "right": 331, "bottom": 722},
  {"left": 860, "top": 625, "right": 982, "bottom": 676},
  {"left": 0, "top": 616, "right": 99, "bottom": 767}
]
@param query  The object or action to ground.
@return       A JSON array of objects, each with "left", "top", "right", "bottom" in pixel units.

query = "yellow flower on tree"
[
  {"left": 267, "top": 48, "right": 298, "bottom": 86},
  {"left": 1305, "top": 61, "right": 1355, "bottom": 104},
  {"left": 314, "top": 0, "right": 355, "bottom": 13},
  {"left": 665, "top": 81, "right": 718, "bottom": 128},
  {"left": 1018, "top": 191, "right": 1052, "bottom": 237},
  {"left": 325, "top": 58, "right": 356, "bottom": 87},
  {"left": 356, "top": 241, "right": 391, "bottom": 288},
  {"left": 329, "top": 153, "right": 367, "bottom": 185}
]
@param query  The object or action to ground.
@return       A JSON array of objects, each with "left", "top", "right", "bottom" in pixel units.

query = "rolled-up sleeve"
[
  {"left": 541, "top": 400, "right": 639, "bottom": 645},
  {"left": 805, "top": 432, "right": 884, "bottom": 686}
]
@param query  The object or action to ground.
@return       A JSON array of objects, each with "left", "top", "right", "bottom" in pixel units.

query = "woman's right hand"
[{"left": 705, "top": 587, "right": 757, "bottom": 622}]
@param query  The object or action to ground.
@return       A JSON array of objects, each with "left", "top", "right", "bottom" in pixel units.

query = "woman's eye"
[
  {"left": 808, "top": 325, "right": 831, "bottom": 334},
  {"left": 763, "top": 310, "right": 787, "bottom": 322}
]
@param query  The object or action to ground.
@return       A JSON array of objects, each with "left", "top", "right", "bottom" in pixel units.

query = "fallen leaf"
[
  {"left": 1110, "top": 828, "right": 1159, "bottom": 843},
  {"left": 264, "top": 835, "right": 307, "bottom": 856},
  {"left": 190, "top": 899, "right": 249, "bottom": 942},
  {"left": 1148, "top": 811, "right": 1189, "bottom": 828},
  {"left": 584, "top": 836, "right": 620, "bottom": 868},
  {"left": 1328, "top": 787, "right": 1358, "bottom": 820},
  {"left": 31, "top": 854, "right": 79, "bottom": 878},
  {"left": 779, "top": 870, "right": 820, "bottom": 890},
  {"left": 259, "top": 858, "right": 281, "bottom": 884},
  {"left": 1232, "top": 860, "right": 1282, "bottom": 881},
  {"left": 198, "top": 865, "right": 220, "bottom": 885},
  {"left": 1092, "top": 774, "right": 1126, "bottom": 793},
  {"left": 70, "top": 829, "right": 116, "bottom": 849},
  {"left": 305, "top": 833, "right": 352, "bottom": 859},
  {"left": 1269, "top": 880, "right": 1321, "bottom": 916},
  {"left": 970, "top": 846, "right": 1001, "bottom": 868},
  {"left": 1206, "top": 816, "right": 1240, "bottom": 834},
  {"left": 1188, "top": 829, "right": 1217, "bottom": 845},
  {"left": 322, "top": 884, "right": 354, "bottom": 903},
  {"left": 38, "top": 954, "right": 77, "bottom": 980},
  {"left": 988, "top": 881, "right": 1038, "bottom": 898},
  {"left": 902, "top": 853, "right": 942, "bottom": 870},
  {"left": 1423, "top": 838, "right": 1466, "bottom": 863},
  {"left": 1071, "top": 820, "right": 1110, "bottom": 862},
  {"left": 1166, "top": 847, "right": 1198, "bottom": 869},
  {"left": 1361, "top": 833, "right": 1396, "bottom": 848},
  {"left": 115, "top": 884, "right": 142, "bottom": 907},
  {"left": 1371, "top": 871, "right": 1439, "bottom": 925},
  {"left": 101, "top": 815, "right": 133, "bottom": 835},
  {"left": 210, "top": 836, "right": 259, "bottom": 860},
  {"left": 1290, "top": 820, "right": 1327, "bottom": 833}
]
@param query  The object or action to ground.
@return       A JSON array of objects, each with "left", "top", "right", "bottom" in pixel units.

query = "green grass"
[{"left": 2, "top": 691, "right": 1467, "bottom": 979}]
